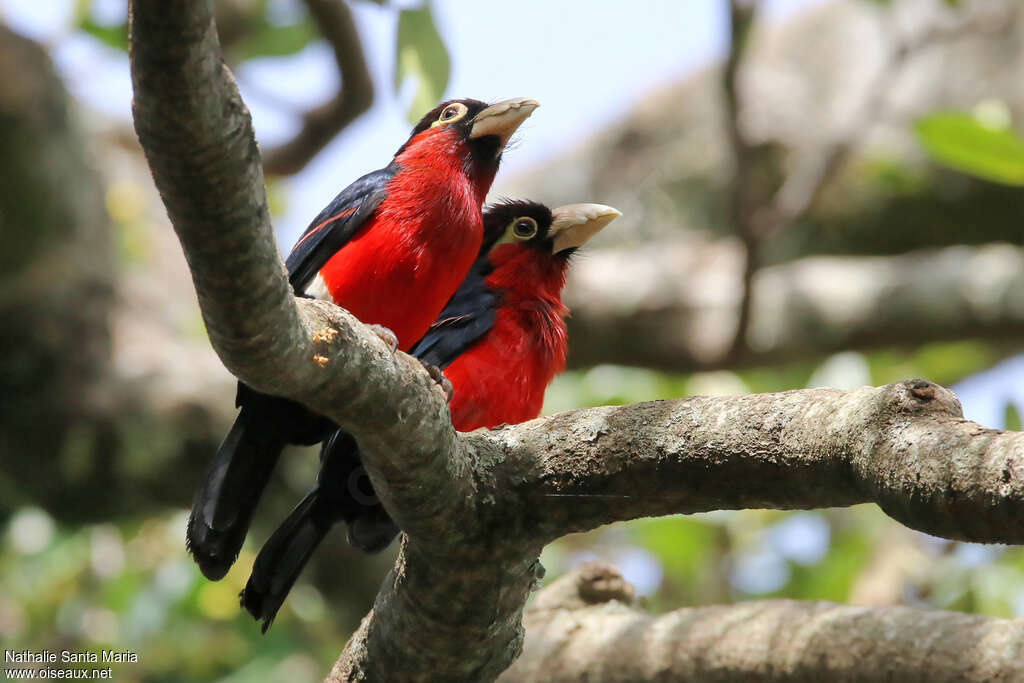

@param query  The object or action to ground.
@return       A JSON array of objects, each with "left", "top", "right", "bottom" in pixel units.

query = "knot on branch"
[
  {"left": 886, "top": 378, "right": 963, "bottom": 418},
  {"left": 530, "top": 562, "right": 637, "bottom": 612},
  {"left": 577, "top": 563, "right": 636, "bottom": 606}
]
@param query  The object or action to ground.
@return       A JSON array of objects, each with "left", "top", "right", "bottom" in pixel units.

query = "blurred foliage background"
[{"left": 2, "top": 0, "right": 1024, "bottom": 680}]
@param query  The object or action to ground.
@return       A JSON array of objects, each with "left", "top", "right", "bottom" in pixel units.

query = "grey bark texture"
[
  {"left": 127, "top": 1, "right": 1024, "bottom": 681},
  {"left": 503, "top": 562, "right": 1024, "bottom": 683}
]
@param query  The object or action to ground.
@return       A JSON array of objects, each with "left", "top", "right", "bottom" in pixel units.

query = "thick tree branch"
[
  {"left": 260, "top": 0, "right": 373, "bottom": 176},
  {"left": 481, "top": 379, "right": 1024, "bottom": 545},
  {"left": 502, "top": 563, "right": 1024, "bottom": 682},
  {"left": 129, "top": 3, "right": 1024, "bottom": 682},
  {"left": 565, "top": 241, "right": 1024, "bottom": 371}
]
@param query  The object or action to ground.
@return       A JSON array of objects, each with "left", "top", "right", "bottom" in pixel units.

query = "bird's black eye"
[
  {"left": 433, "top": 102, "right": 469, "bottom": 126},
  {"left": 511, "top": 216, "right": 538, "bottom": 240}
]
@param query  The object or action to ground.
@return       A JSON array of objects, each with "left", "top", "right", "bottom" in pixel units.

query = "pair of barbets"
[{"left": 186, "top": 98, "right": 621, "bottom": 631}]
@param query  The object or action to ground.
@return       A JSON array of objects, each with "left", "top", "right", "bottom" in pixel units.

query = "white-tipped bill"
[
  {"left": 549, "top": 203, "right": 622, "bottom": 254},
  {"left": 469, "top": 97, "right": 540, "bottom": 146}
]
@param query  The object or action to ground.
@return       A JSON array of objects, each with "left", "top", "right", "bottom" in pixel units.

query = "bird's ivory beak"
[
  {"left": 549, "top": 204, "right": 622, "bottom": 254},
  {"left": 469, "top": 98, "right": 540, "bottom": 147}
]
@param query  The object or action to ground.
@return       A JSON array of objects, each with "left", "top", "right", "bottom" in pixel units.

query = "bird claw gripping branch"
[
  {"left": 420, "top": 361, "right": 454, "bottom": 402},
  {"left": 367, "top": 324, "right": 398, "bottom": 353}
]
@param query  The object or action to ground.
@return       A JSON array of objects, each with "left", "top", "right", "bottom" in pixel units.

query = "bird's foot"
[
  {"left": 419, "top": 361, "right": 453, "bottom": 402},
  {"left": 367, "top": 324, "right": 398, "bottom": 354}
]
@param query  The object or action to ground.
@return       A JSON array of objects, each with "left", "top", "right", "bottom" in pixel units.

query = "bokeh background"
[{"left": 3, "top": 0, "right": 1024, "bottom": 680}]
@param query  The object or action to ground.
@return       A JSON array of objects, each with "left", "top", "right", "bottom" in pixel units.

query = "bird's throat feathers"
[
  {"left": 393, "top": 126, "right": 496, "bottom": 207},
  {"left": 485, "top": 244, "right": 569, "bottom": 365}
]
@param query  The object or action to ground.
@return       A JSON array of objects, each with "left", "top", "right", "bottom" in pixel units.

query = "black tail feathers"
[
  {"left": 186, "top": 409, "right": 285, "bottom": 581},
  {"left": 240, "top": 490, "right": 331, "bottom": 632},
  {"left": 187, "top": 386, "right": 335, "bottom": 581},
  {"left": 240, "top": 430, "right": 400, "bottom": 631}
]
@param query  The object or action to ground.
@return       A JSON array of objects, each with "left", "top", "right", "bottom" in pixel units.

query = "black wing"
[
  {"left": 284, "top": 163, "right": 397, "bottom": 291},
  {"left": 408, "top": 258, "right": 498, "bottom": 368}
]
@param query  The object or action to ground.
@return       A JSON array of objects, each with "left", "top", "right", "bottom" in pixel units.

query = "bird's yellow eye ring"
[
  {"left": 511, "top": 216, "right": 538, "bottom": 240},
  {"left": 432, "top": 102, "right": 469, "bottom": 127}
]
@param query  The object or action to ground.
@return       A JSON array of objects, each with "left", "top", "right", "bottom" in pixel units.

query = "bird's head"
[
  {"left": 484, "top": 200, "right": 621, "bottom": 262},
  {"left": 395, "top": 98, "right": 539, "bottom": 189},
  {"left": 481, "top": 200, "right": 621, "bottom": 296}
]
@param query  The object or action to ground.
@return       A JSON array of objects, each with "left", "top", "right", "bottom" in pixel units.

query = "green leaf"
[
  {"left": 1005, "top": 402, "right": 1022, "bottom": 432},
  {"left": 78, "top": 16, "right": 129, "bottom": 51},
  {"left": 237, "top": 18, "right": 317, "bottom": 60},
  {"left": 914, "top": 112, "right": 1024, "bottom": 186},
  {"left": 73, "top": 0, "right": 129, "bottom": 51},
  {"left": 394, "top": 2, "right": 451, "bottom": 124}
]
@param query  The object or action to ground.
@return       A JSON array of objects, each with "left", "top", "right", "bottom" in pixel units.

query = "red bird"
[
  {"left": 240, "top": 200, "right": 621, "bottom": 630},
  {"left": 187, "top": 98, "right": 538, "bottom": 581}
]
